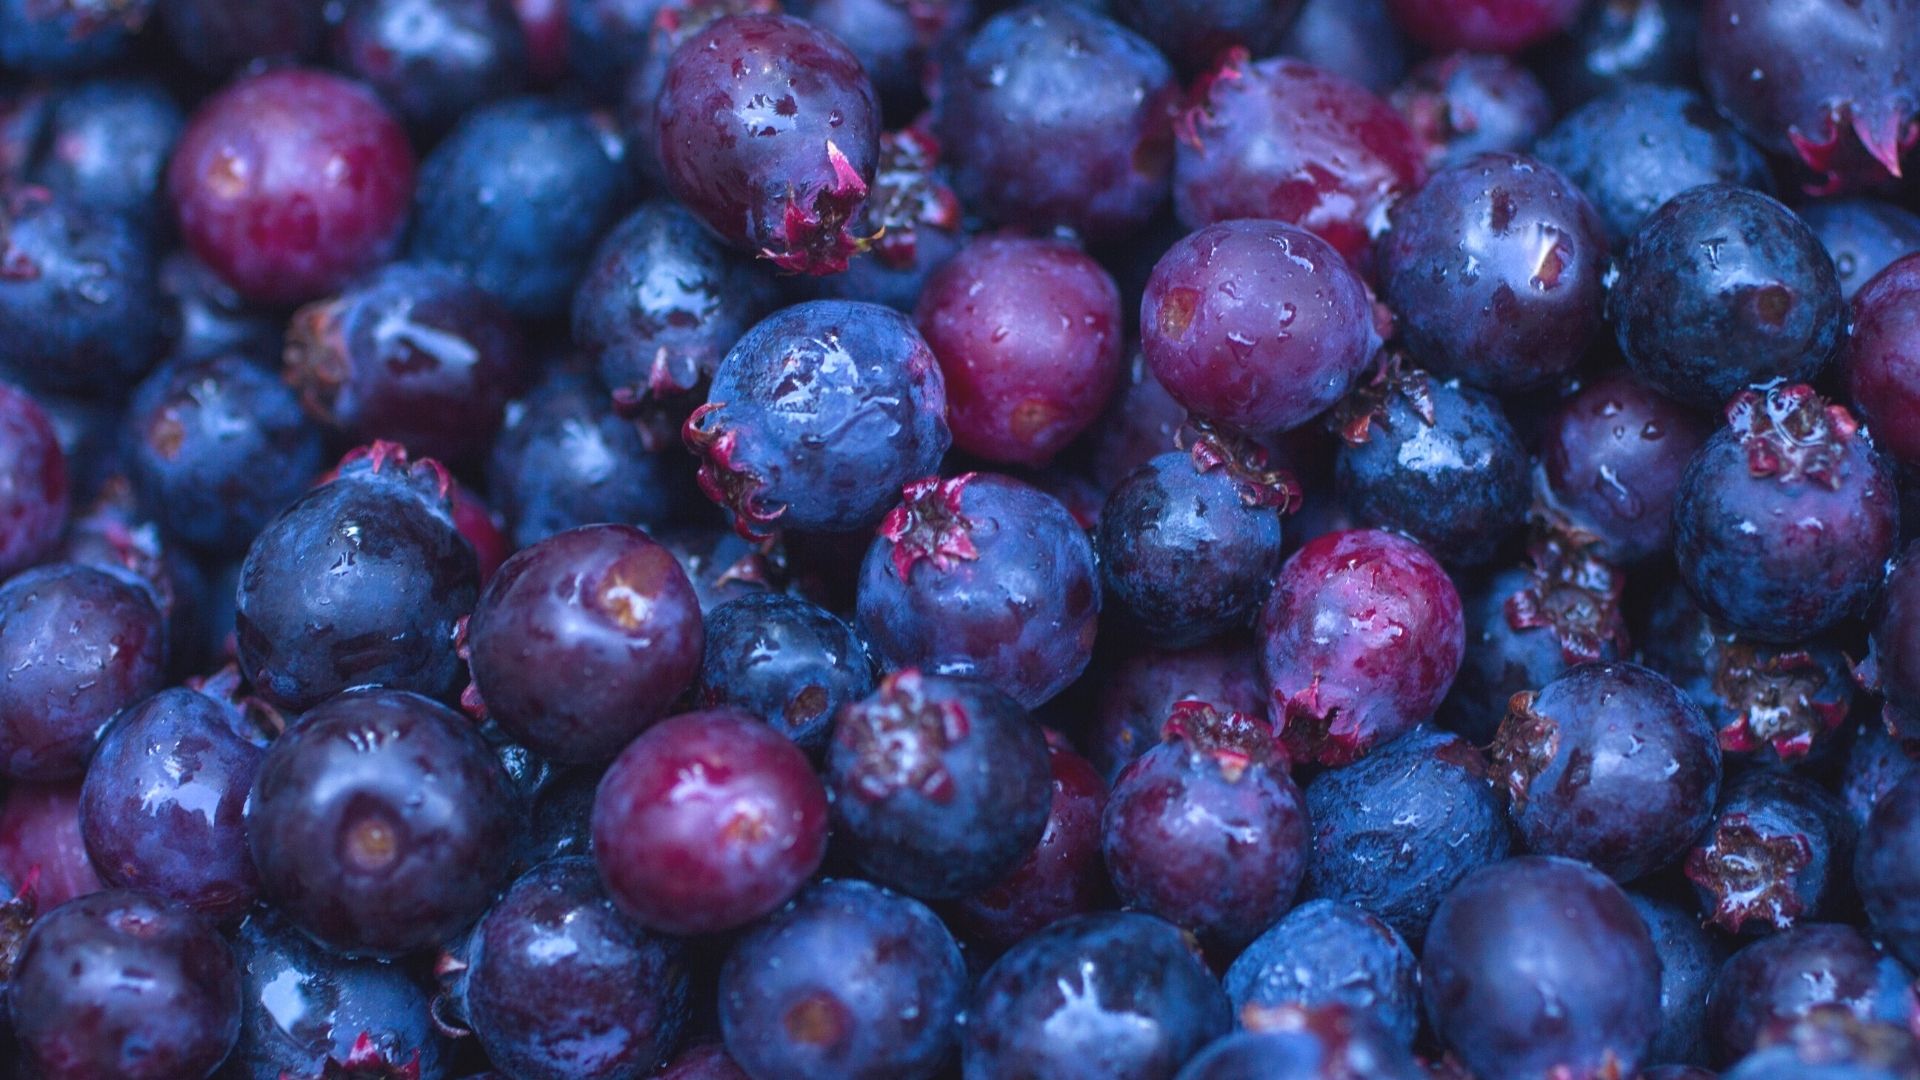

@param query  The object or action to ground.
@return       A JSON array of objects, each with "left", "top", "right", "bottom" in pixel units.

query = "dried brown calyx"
[
  {"left": 284, "top": 1033, "right": 424, "bottom": 1080},
  {"left": 1726, "top": 383, "right": 1861, "bottom": 490},
  {"left": 761, "top": 141, "right": 876, "bottom": 276},
  {"left": 1179, "top": 421, "right": 1303, "bottom": 513},
  {"left": 1490, "top": 690, "right": 1560, "bottom": 810},
  {"left": 682, "top": 402, "right": 785, "bottom": 540},
  {"left": 284, "top": 297, "right": 350, "bottom": 420},
  {"left": 1328, "top": 352, "right": 1436, "bottom": 447},
  {"left": 1712, "top": 642, "right": 1849, "bottom": 760},
  {"left": 1683, "top": 812, "right": 1815, "bottom": 933},
  {"left": 838, "top": 669, "right": 970, "bottom": 803},
  {"left": 188, "top": 662, "right": 288, "bottom": 744},
  {"left": 879, "top": 473, "right": 980, "bottom": 580},
  {"left": 0, "top": 869, "right": 38, "bottom": 989},
  {"left": 1175, "top": 47, "right": 1249, "bottom": 151},
  {"left": 863, "top": 126, "right": 962, "bottom": 270},
  {"left": 1503, "top": 528, "right": 1630, "bottom": 666},
  {"left": 330, "top": 440, "right": 456, "bottom": 508},
  {"left": 1162, "top": 699, "right": 1284, "bottom": 782}
]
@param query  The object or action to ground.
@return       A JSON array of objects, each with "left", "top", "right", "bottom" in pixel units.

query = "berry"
[
  {"left": 1386, "top": 0, "right": 1582, "bottom": 53},
  {"left": 1176, "top": 1004, "right": 1426, "bottom": 1080},
  {"left": 827, "top": 670, "right": 1051, "bottom": 899},
  {"left": 857, "top": 474, "right": 1101, "bottom": 708},
  {"left": 964, "top": 912, "right": 1232, "bottom": 1080},
  {"left": 591, "top": 708, "right": 829, "bottom": 934},
  {"left": 1089, "top": 638, "right": 1268, "bottom": 784},
  {"left": 158, "top": 0, "right": 328, "bottom": 75},
  {"left": 1631, "top": 891, "right": 1728, "bottom": 1069},
  {"left": 1685, "top": 769, "right": 1854, "bottom": 936},
  {"left": 330, "top": 0, "right": 530, "bottom": 135},
  {"left": 914, "top": 235, "right": 1124, "bottom": 468},
  {"left": 1845, "top": 253, "right": 1920, "bottom": 471},
  {"left": 1224, "top": 900, "right": 1421, "bottom": 1047},
  {"left": 655, "top": 13, "right": 880, "bottom": 274},
  {"left": 1610, "top": 185, "right": 1847, "bottom": 410},
  {"left": 659, "top": 525, "right": 785, "bottom": 612},
  {"left": 0, "top": 562, "right": 166, "bottom": 781},
  {"left": 1142, "top": 219, "right": 1379, "bottom": 437},
  {"left": 1259, "top": 529, "right": 1465, "bottom": 767},
  {"left": 1536, "top": 371, "right": 1711, "bottom": 564},
  {"left": 1705, "top": 923, "right": 1915, "bottom": 1064},
  {"left": 1720, "top": 1008, "right": 1920, "bottom": 1080},
  {"left": 168, "top": 68, "right": 416, "bottom": 306},
  {"left": 1804, "top": 199, "right": 1920, "bottom": 299},
  {"left": 696, "top": 591, "right": 874, "bottom": 755},
  {"left": 937, "top": 4, "right": 1177, "bottom": 241},
  {"left": 1843, "top": 723, "right": 1920, "bottom": 831},
  {"left": 1377, "top": 153, "right": 1607, "bottom": 393},
  {"left": 1535, "top": 0, "right": 1698, "bottom": 109},
  {"left": 718, "top": 879, "right": 967, "bottom": 1080},
  {"left": 8, "top": 889, "right": 240, "bottom": 1080},
  {"left": 1174, "top": 53, "right": 1424, "bottom": 268},
  {"left": 1855, "top": 772, "right": 1920, "bottom": 970},
  {"left": 798, "top": 125, "right": 965, "bottom": 313},
  {"left": 1672, "top": 384, "right": 1897, "bottom": 643},
  {"left": 794, "top": 0, "right": 972, "bottom": 117},
  {"left": 1491, "top": 661, "right": 1721, "bottom": 881},
  {"left": 1275, "top": 0, "right": 1408, "bottom": 92},
  {"left": 1421, "top": 856, "right": 1662, "bottom": 1080},
  {"left": 1390, "top": 52, "right": 1552, "bottom": 171},
  {"left": 464, "top": 857, "right": 689, "bottom": 1080},
  {"left": 0, "top": 382, "right": 67, "bottom": 578},
  {"left": 1303, "top": 726, "right": 1511, "bottom": 941},
  {"left": 0, "top": 0, "right": 151, "bottom": 74},
  {"left": 24, "top": 79, "right": 185, "bottom": 222},
  {"left": 0, "top": 779, "right": 103, "bottom": 907},
  {"left": 686, "top": 300, "right": 950, "bottom": 537},
  {"left": 1867, "top": 548, "right": 1920, "bottom": 746}
]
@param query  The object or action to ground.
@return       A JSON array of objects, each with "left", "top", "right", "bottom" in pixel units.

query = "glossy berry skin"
[
  {"left": 948, "top": 734, "right": 1111, "bottom": 952},
  {"left": 1719, "top": 1011, "right": 1920, "bottom": 1080},
  {"left": 793, "top": 0, "right": 971, "bottom": 117},
  {"left": 1672, "top": 386, "right": 1897, "bottom": 643},
  {"left": 938, "top": 4, "right": 1176, "bottom": 241},
  {"left": 1142, "top": 219, "right": 1378, "bottom": 437},
  {"left": 1102, "top": 705, "right": 1306, "bottom": 949},
  {"left": 1089, "top": 640, "right": 1267, "bottom": 784},
  {"left": 470, "top": 525, "right": 703, "bottom": 763},
  {"left": 592, "top": 708, "right": 828, "bottom": 934},
  {"left": 1391, "top": 52, "right": 1551, "bottom": 171},
  {"left": 1177, "top": 1006, "right": 1425, "bottom": 1080},
  {"left": 1806, "top": 200, "right": 1920, "bottom": 300},
  {"left": 0, "top": 0, "right": 150, "bottom": 74},
  {"left": 1686, "top": 769, "right": 1853, "bottom": 936},
  {"left": 158, "top": 0, "right": 328, "bottom": 75},
  {"left": 8, "top": 890, "right": 240, "bottom": 1080},
  {"left": 0, "top": 780, "right": 103, "bottom": 907},
  {"left": 25, "top": 79, "right": 185, "bottom": 222},
  {"left": 1534, "top": 85, "right": 1775, "bottom": 246},
  {"left": 168, "top": 68, "right": 416, "bottom": 306},
  {"left": 1538, "top": 372, "right": 1711, "bottom": 564},
  {"left": 1174, "top": 53, "right": 1424, "bottom": 268},
  {"left": 1844, "top": 723, "right": 1919, "bottom": 832},
  {"left": 0, "top": 382, "right": 67, "bottom": 578},
  {"left": 964, "top": 911, "right": 1232, "bottom": 1080},
  {"left": 1699, "top": 0, "right": 1920, "bottom": 191},
  {"left": 1855, "top": 773, "right": 1920, "bottom": 969},
  {"left": 236, "top": 449, "right": 479, "bottom": 711},
  {"left": 1385, "top": 0, "right": 1581, "bottom": 52},
  {"left": 1259, "top": 529, "right": 1464, "bottom": 768},
  {"left": 697, "top": 592, "right": 873, "bottom": 755},
  {"left": 1705, "top": 924, "right": 1915, "bottom": 1064},
  {"left": 1492, "top": 662, "right": 1720, "bottom": 881},
  {"left": 1422, "top": 856, "right": 1661, "bottom": 1080},
  {"left": 487, "top": 370, "right": 685, "bottom": 550},
  {"left": 0, "top": 563, "right": 166, "bottom": 781},
  {"left": 1098, "top": 445, "right": 1291, "bottom": 647},
  {"left": 1334, "top": 367, "right": 1527, "bottom": 564},
  {"left": 1378, "top": 154, "right": 1607, "bottom": 393},
  {"left": 331, "top": 0, "right": 529, "bottom": 135},
  {"left": 915, "top": 236, "right": 1123, "bottom": 467},
  {"left": 1112, "top": 0, "right": 1303, "bottom": 72},
  {"left": 1631, "top": 892, "right": 1727, "bottom": 1068},
  {"left": 248, "top": 688, "right": 516, "bottom": 958},
  {"left": 127, "top": 352, "right": 324, "bottom": 555},
  {"left": 1644, "top": 591, "right": 1854, "bottom": 764},
  {"left": 78, "top": 687, "right": 267, "bottom": 920},
  {"left": 466, "top": 857, "right": 689, "bottom": 1080},
  {"left": 1536, "top": 0, "right": 1697, "bottom": 109},
  {"left": 828, "top": 671, "right": 1051, "bottom": 900},
  {"left": 1225, "top": 900, "right": 1420, "bottom": 1047},
  {"left": 411, "top": 98, "right": 632, "bottom": 319},
  {"left": 573, "top": 199, "right": 779, "bottom": 412},
  {"left": 1275, "top": 0, "right": 1408, "bottom": 92},
  {"left": 858, "top": 474, "right": 1100, "bottom": 708},
  {"left": 656, "top": 14, "right": 879, "bottom": 274},
  {"left": 1610, "top": 185, "right": 1847, "bottom": 409},
  {"left": 1846, "top": 254, "right": 1920, "bottom": 470},
  {"left": 1304, "top": 726, "right": 1511, "bottom": 942},
  {"left": 226, "top": 910, "right": 446, "bottom": 1080},
  {"left": 0, "top": 186, "right": 166, "bottom": 395},
  {"left": 687, "top": 301, "right": 950, "bottom": 537},
  {"left": 719, "top": 879, "right": 967, "bottom": 1080}
]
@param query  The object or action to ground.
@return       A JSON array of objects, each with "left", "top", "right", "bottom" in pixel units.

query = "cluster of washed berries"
[{"left": 4, "top": 0, "right": 1920, "bottom": 1078}]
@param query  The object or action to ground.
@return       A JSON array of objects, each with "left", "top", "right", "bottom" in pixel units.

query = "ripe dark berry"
[
  {"left": 1844, "top": 723, "right": 1920, "bottom": 832},
  {"left": 1610, "top": 185, "right": 1847, "bottom": 410},
  {"left": 330, "top": 0, "right": 530, "bottom": 136},
  {"left": 1535, "top": 0, "right": 1697, "bottom": 109},
  {"left": 1805, "top": 199, "right": 1920, "bottom": 300},
  {"left": 0, "top": 0, "right": 151, "bottom": 74},
  {"left": 1142, "top": 219, "right": 1379, "bottom": 437},
  {"left": 1390, "top": 52, "right": 1553, "bottom": 170},
  {"left": 1537, "top": 371, "right": 1711, "bottom": 565},
  {"left": 1178, "top": 1004, "right": 1426, "bottom": 1080},
  {"left": 0, "top": 382, "right": 67, "bottom": 578},
  {"left": 1260, "top": 529, "right": 1465, "bottom": 767},
  {"left": 697, "top": 591, "right": 873, "bottom": 755},
  {"left": 655, "top": 13, "right": 880, "bottom": 274},
  {"left": 591, "top": 708, "right": 828, "bottom": 934},
  {"left": 1855, "top": 772, "right": 1920, "bottom": 970},
  {"left": 465, "top": 857, "right": 690, "bottom": 1080},
  {"left": 1867, "top": 548, "right": 1920, "bottom": 746},
  {"left": 795, "top": 0, "right": 971, "bottom": 117},
  {"left": 1174, "top": 53, "right": 1424, "bottom": 268},
  {"left": 1672, "top": 385, "right": 1897, "bottom": 643},
  {"left": 1705, "top": 923, "right": 1915, "bottom": 1064},
  {"left": 0, "top": 779, "right": 102, "bottom": 906},
  {"left": 1089, "top": 639, "right": 1268, "bottom": 784},
  {"left": 799, "top": 124, "right": 965, "bottom": 313},
  {"left": 168, "top": 68, "right": 416, "bottom": 306},
  {"left": 158, "top": 0, "right": 329, "bottom": 75},
  {"left": 915, "top": 235, "right": 1124, "bottom": 468},
  {"left": 718, "top": 878, "right": 967, "bottom": 1080},
  {"left": 247, "top": 687, "right": 517, "bottom": 958},
  {"left": 858, "top": 473, "right": 1100, "bottom": 708},
  {"left": 24, "top": 79, "right": 185, "bottom": 222},
  {"left": 1276, "top": 0, "right": 1408, "bottom": 92},
  {"left": 938, "top": 4, "right": 1177, "bottom": 241},
  {"left": 1631, "top": 892, "right": 1728, "bottom": 1069},
  {"left": 1685, "top": 769, "right": 1854, "bottom": 936},
  {"left": 1421, "top": 856, "right": 1662, "bottom": 1080},
  {"left": 1377, "top": 153, "right": 1607, "bottom": 393},
  {"left": 827, "top": 670, "right": 1051, "bottom": 899},
  {"left": 8, "top": 889, "right": 240, "bottom": 1080},
  {"left": 1492, "top": 661, "right": 1721, "bottom": 881},
  {"left": 965, "top": 912, "right": 1232, "bottom": 1080},
  {"left": 686, "top": 300, "right": 950, "bottom": 537},
  {"left": 1224, "top": 900, "right": 1421, "bottom": 1047},
  {"left": 1111, "top": 0, "right": 1303, "bottom": 73},
  {"left": 1845, "top": 253, "right": 1920, "bottom": 471}
]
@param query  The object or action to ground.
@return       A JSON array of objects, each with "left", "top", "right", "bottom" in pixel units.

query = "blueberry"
[
  {"left": 1706, "top": 923, "right": 1915, "bottom": 1065},
  {"left": 696, "top": 591, "right": 874, "bottom": 755},
  {"left": 331, "top": 0, "right": 530, "bottom": 136},
  {"left": 1686, "top": 769, "right": 1854, "bottom": 936},
  {"left": 1630, "top": 891, "right": 1729, "bottom": 1068},
  {"left": 1224, "top": 900, "right": 1420, "bottom": 1047}
]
